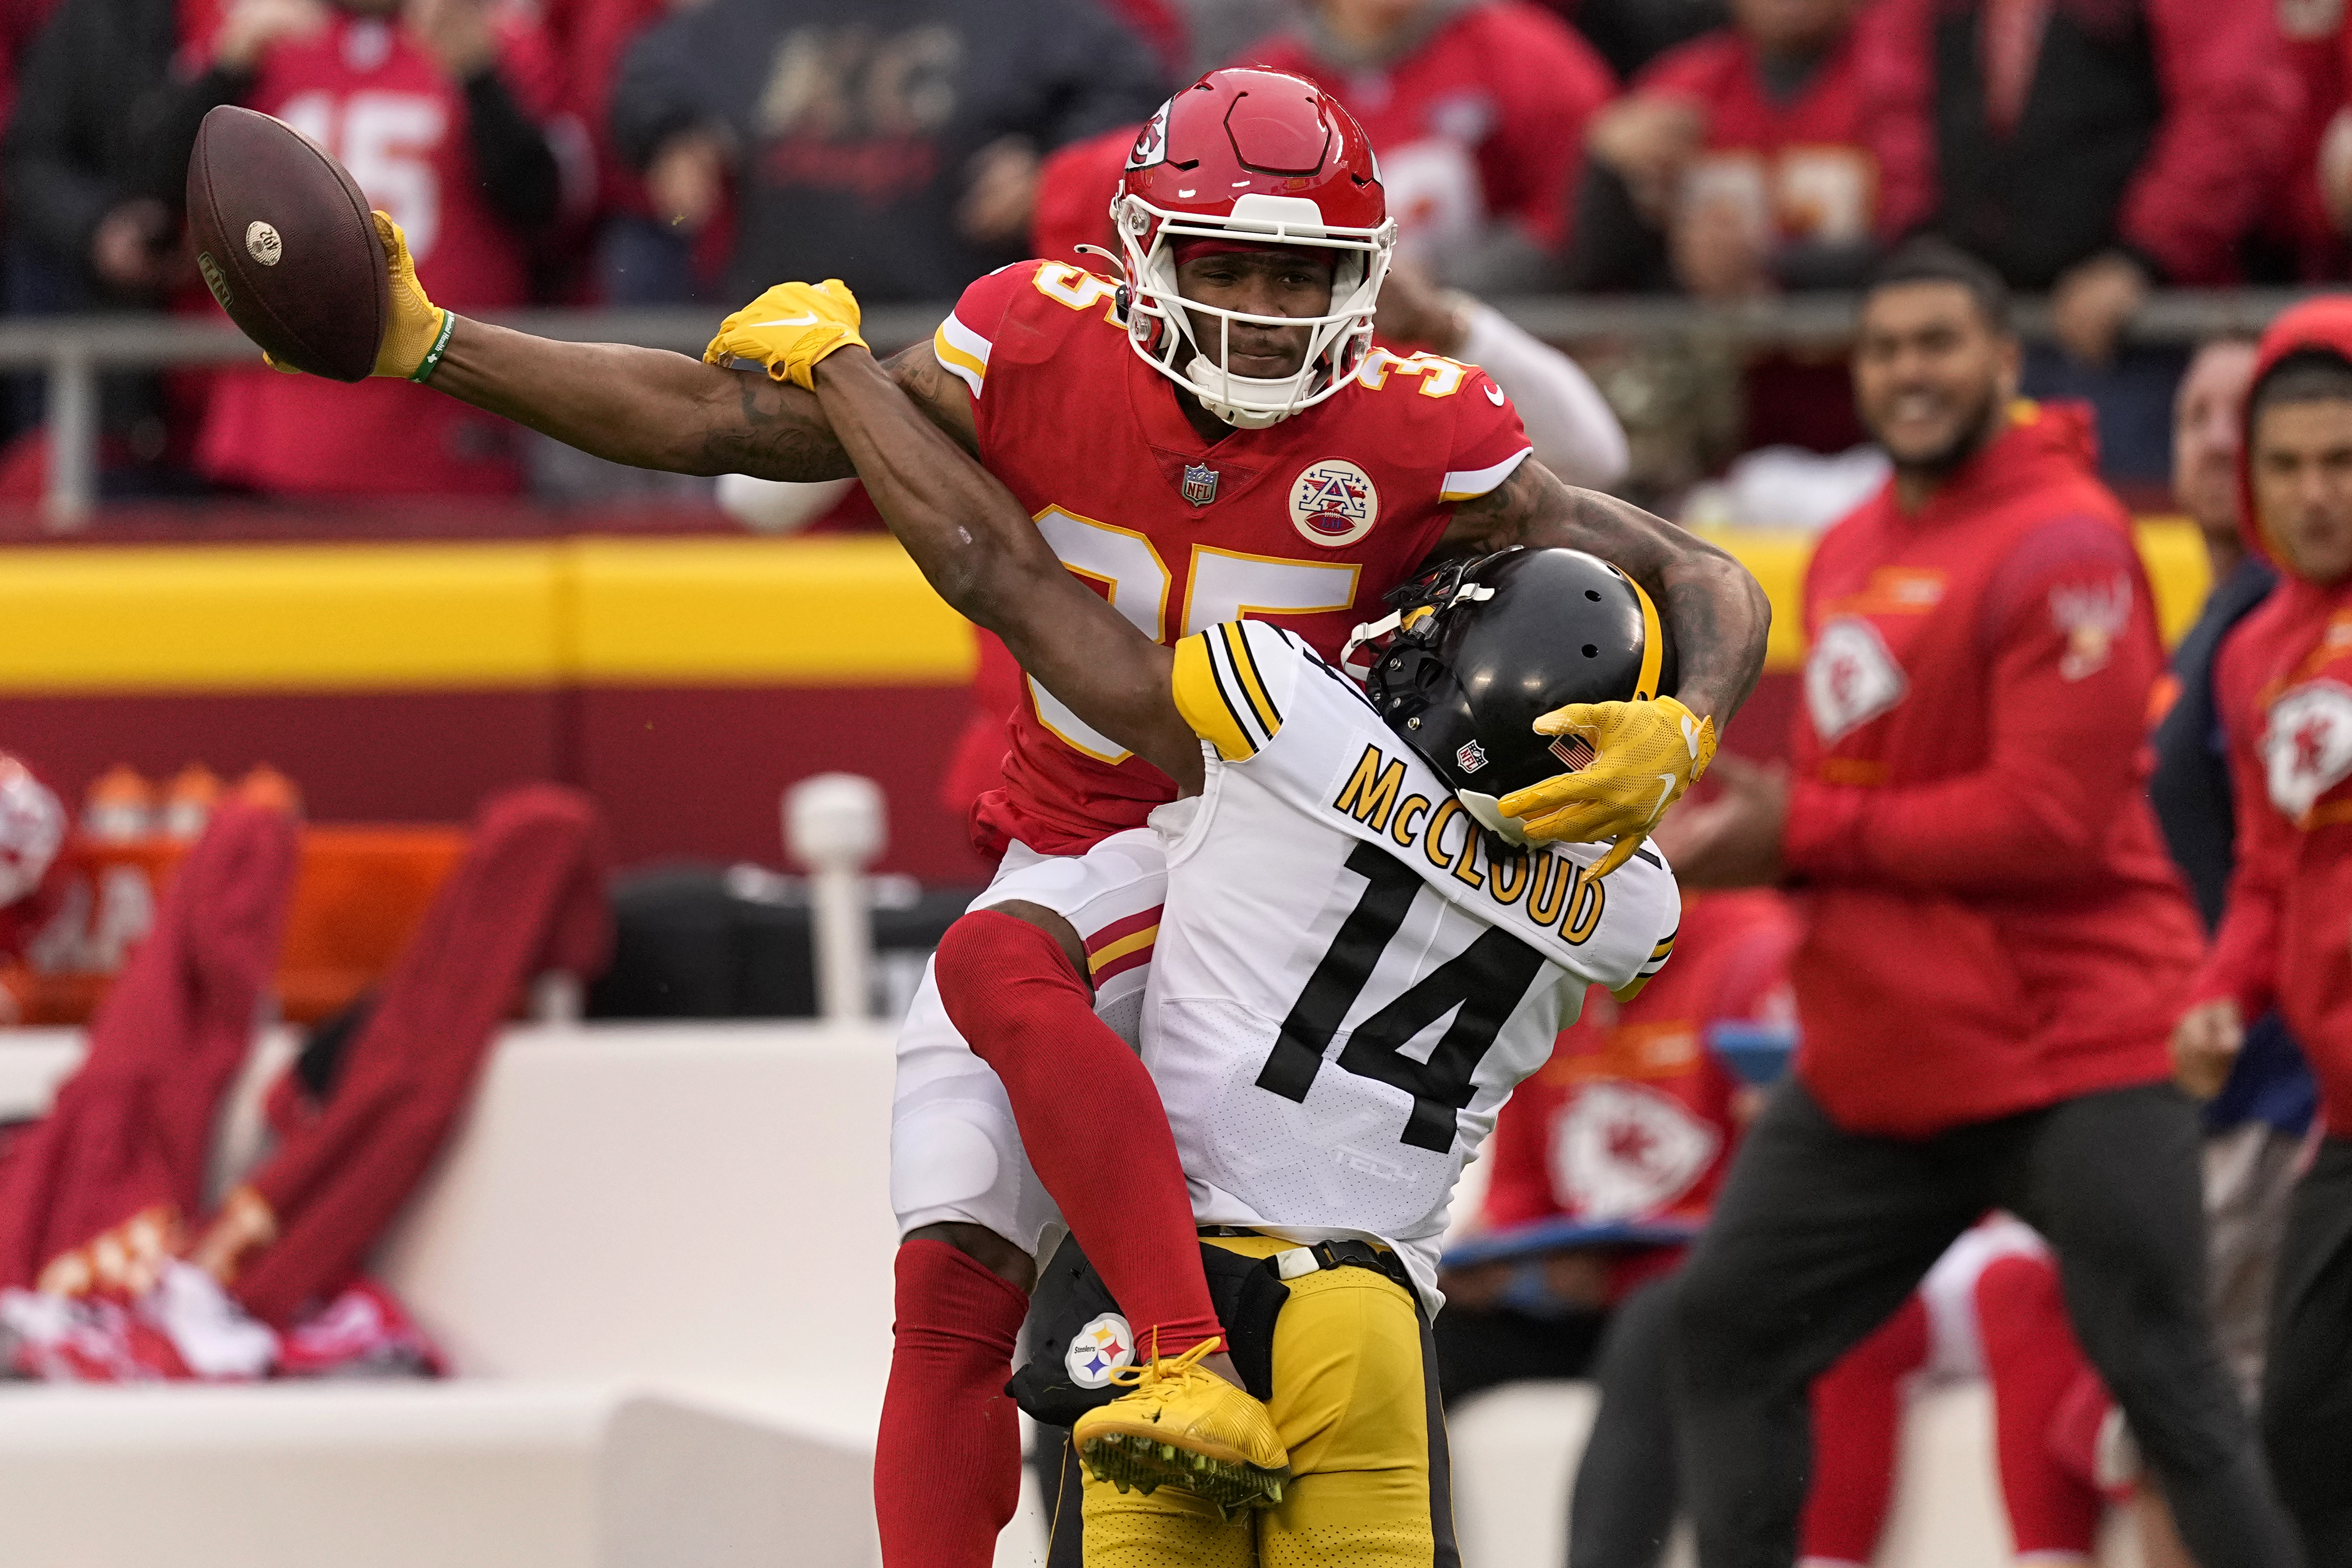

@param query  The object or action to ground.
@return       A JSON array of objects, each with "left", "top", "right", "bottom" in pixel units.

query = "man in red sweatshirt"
[
  {"left": 1662, "top": 238, "right": 2301, "bottom": 1568},
  {"left": 2176, "top": 296, "right": 2352, "bottom": 1568}
]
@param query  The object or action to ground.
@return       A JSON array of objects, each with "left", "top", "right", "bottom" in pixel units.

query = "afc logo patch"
[
  {"left": 2261, "top": 679, "right": 2352, "bottom": 821},
  {"left": 1065, "top": 1312, "right": 1135, "bottom": 1388},
  {"left": 1180, "top": 463, "right": 1218, "bottom": 506},
  {"left": 1291, "top": 459, "right": 1379, "bottom": 547},
  {"left": 1804, "top": 616, "right": 1908, "bottom": 744}
]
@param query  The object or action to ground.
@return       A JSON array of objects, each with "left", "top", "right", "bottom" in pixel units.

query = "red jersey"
[
  {"left": 1780, "top": 403, "right": 2202, "bottom": 1137},
  {"left": 197, "top": 14, "right": 561, "bottom": 495},
  {"left": 2196, "top": 300, "right": 2352, "bottom": 1136},
  {"left": 941, "top": 259, "right": 1532, "bottom": 857},
  {"left": 1634, "top": 28, "right": 1889, "bottom": 251},
  {"left": 1244, "top": 2, "right": 1615, "bottom": 257},
  {"left": 1480, "top": 891, "right": 1798, "bottom": 1301}
]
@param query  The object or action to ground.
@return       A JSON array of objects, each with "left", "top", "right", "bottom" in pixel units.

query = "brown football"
[{"left": 186, "top": 105, "right": 388, "bottom": 383}]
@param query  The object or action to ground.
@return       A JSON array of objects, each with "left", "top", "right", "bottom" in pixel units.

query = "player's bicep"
[{"left": 890, "top": 339, "right": 979, "bottom": 456}]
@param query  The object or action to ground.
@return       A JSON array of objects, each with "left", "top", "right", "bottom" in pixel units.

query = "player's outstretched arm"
[
  {"left": 429, "top": 320, "right": 968, "bottom": 481},
  {"left": 368, "top": 214, "right": 978, "bottom": 480},
  {"left": 809, "top": 347, "right": 1206, "bottom": 791},
  {"left": 1436, "top": 457, "right": 1771, "bottom": 727}
]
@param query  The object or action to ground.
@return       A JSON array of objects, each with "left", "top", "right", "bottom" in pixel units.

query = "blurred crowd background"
[{"left": 0, "top": 0, "right": 2335, "bottom": 511}]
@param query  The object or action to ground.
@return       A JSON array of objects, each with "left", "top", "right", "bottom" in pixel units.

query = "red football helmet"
[
  {"left": 1111, "top": 69, "right": 1396, "bottom": 428},
  {"left": 0, "top": 755, "right": 62, "bottom": 912}
]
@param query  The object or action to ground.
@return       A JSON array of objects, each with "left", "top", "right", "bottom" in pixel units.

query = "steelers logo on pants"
[{"left": 1066, "top": 1313, "right": 1136, "bottom": 1387}]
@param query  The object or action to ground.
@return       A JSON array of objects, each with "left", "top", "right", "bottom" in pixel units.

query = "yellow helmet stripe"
[{"left": 1611, "top": 566, "right": 1665, "bottom": 701}]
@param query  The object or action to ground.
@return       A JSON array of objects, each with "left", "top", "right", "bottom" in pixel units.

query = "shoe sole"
[{"left": 1076, "top": 1430, "right": 1289, "bottom": 1516}]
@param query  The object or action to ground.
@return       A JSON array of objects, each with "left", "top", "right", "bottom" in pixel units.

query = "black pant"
[
  {"left": 1671, "top": 1078, "right": 2301, "bottom": 1568},
  {"left": 2263, "top": 1136, "right": 2352, "bottom": 1568},
  {"left": 1568, "top": 1273, "right": 1683, "bottom": 1568}
]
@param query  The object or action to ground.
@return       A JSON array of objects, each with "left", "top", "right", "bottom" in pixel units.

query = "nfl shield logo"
[
  {"left": 1181, "top": 463, "right": 1219, "bottom": 506},
  {"left": 1456, "top": 740, "right": 1489, "bottom": 773}
]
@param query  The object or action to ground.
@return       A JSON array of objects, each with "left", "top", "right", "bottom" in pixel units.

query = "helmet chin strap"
[{"left": 1183, "top": 354, "right": 1300, "bottom": 430}]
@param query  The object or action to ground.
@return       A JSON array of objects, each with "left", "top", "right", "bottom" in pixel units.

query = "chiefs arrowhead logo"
[
  {"left": 1126, "top": 100, "right": 1171, "bottom": 170},
  {"left": 1804, "top": 616, "right": 1908, "bottom": 745},
  {"left": 2262, "top": 679, "right": 2352, "bottom": 821},
  {"left": 1550, "top": 1082, "right": 1719, "bottom": 1221}
]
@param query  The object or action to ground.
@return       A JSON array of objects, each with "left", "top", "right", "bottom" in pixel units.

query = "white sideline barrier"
[
  {"left": 0, "top": 1027, "right": 2157, "bottom": 1568},
  {"left": 1445, "top": 1379, "right": 2148, "bottom": 1568},
  {"left": 0, "top": 1021, "right": 901, "bottom": 1568}
]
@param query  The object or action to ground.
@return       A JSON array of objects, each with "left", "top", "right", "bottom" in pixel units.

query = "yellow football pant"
[{"left": 1077, "top": 1234, "right": 1454, "bottom": 1568}]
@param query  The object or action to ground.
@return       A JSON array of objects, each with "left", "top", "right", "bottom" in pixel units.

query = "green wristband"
[{"left": 409, "top": 311, "right": 457, "bottom": 384}]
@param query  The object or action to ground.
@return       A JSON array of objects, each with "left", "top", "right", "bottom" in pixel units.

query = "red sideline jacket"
[
  {"left": 1783, "top": 402, "right": 2201, "bottom": 1136},
  {"left": 1481, "top": 890, "right": 1798, "bottom": 1302},
  {"left": 2195, "top": 298, "right": 2352, "bottom": 1138}
]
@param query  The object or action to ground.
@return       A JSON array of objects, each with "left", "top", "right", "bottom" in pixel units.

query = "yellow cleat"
[{"left": 1072, "top": 1336, "right": 1290, "bottom": 1516}]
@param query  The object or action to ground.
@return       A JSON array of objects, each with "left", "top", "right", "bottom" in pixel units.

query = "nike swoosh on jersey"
[{"left": 1485, "top": 383, "right": 1506, "bottom": 406}]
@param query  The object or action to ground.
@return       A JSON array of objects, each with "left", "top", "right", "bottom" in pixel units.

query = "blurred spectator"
[
  {"left": 2271, "top": 0, "right": 2347, "bottom": 280},
  {"left": 1101, "top": 0, "right": 1191, "bottom": 79},
  {"left": 135, "top": 0, "right": 572, "bottom": 495},
  {"left": 2151, "top": 343, "right": 2316, "bottom": 1389},
  {"left": 1859, "top": 0, "right": 2297, "bottom": 479},
  {"left": 1438, "top": 889, "right": 1794, "bottom": 1403},
  {"left": 2138, "top": 334, "right": 2314, "bottom": 1568},
  {"left": 1546, "top": 0, "right": 1727, "bottom": 80},
  {"left": 1241, "top": 0, "right": 1617, "bottom": 290},
  {"left": 0, "top": 0, "right": 214, "bottom": 492},
  {"left": 1182, "top": 0, "right": 1300, "bottom": 74},
  {"left": 2179, "top": 299, "right": 2352, "bottom": 1565},
  {"left": 1570, "top": 0, "right": 1894, "bottom": 298},
  {"left": 1566, "top": 0, "right": 1889, "bottom": 453},
  {"left": 609, "top": 0, "right": 1167, "bottom": 308}
]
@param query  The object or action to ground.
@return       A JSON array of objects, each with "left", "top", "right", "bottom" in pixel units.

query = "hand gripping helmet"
[
  {"left": 1346, "top": 548, "right": 1675, "bottom": 845},
  {"left": 1112, "top": 69, "right": 1396, "bottom": 429}
]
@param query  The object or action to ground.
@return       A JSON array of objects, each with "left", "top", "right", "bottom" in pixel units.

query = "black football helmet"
[{"left": 1347, "top": 547, "right": 1672, "bottom": 842}]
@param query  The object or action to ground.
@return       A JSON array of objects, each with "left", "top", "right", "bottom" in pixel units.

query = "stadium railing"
[{"left": 8, "top": 287, "right": 2312, "bottom": 525}]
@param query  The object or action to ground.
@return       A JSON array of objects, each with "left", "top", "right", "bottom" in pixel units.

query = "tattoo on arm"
[
  {"left": 693, "top": 343, "right": 970, "bottom": 483},
  {"left": 1434, "top": 458, "right": 1772, "bottom": 724}
]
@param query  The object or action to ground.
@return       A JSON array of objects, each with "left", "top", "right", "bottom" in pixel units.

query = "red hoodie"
[
  {"left": 1782, "top": 401, "right": 2203, "bottom": 1136},
  {"left": 2194, "top": 297, "right": 2352, "bottom": 1139}
]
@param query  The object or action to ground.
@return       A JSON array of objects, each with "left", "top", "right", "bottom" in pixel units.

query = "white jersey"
[{"left": 1142, "top": 620, "right": 1681, "bottom": 1310}]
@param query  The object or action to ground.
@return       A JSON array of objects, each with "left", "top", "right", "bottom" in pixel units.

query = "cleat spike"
[{"left": 1159, "top": 1443, "right": 1177, "bottom": 1461}]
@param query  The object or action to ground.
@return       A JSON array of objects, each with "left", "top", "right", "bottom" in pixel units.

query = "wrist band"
[{"left": 409, "top": 310, "right": 457, "bottom": 384}]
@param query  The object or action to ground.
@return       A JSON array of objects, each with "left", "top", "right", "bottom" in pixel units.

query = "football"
[{"left": 185, "top": 105, "right": 387, "bottom": 383}]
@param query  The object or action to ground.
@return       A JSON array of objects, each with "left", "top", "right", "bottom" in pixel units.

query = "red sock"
[
  {"left": 1977, "top": 1254, "right": 2104, "bottom": 1554},
  {"left": 875, "top": 1240, "right": 1029, "bottom": 1568},
  {"left": 935, "top": 910, "right": 1223, "bottom": 1360},
  {"left": 1800, "top": 1293, "right": 1929, "bottom": 1565}
]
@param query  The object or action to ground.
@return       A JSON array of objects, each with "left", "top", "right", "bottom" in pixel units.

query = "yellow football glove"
[
  {"left": 1500, "top": 695, "right": 1717, "bottom": 876},
  {"left": 370, "top": 211, "right": 451, "bottom": 379},
  {"left": 262, "top": 211, "right": 449, "bottom": 379},
  {"left": 704, "top": 279, "right": 868, "bottom": 390}
]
